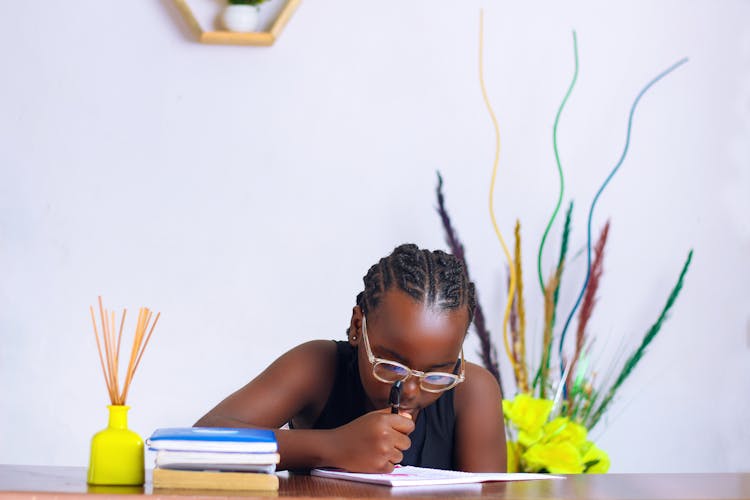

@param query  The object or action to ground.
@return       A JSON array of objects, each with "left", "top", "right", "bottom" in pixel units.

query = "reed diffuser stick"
[{"left": 89, "top": 297, "right": 160, "bottom": 406}]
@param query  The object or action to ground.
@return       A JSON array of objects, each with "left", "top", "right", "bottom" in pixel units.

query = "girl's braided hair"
[{"left": 355, "top": 244, "right": 476, "bottom": 327}]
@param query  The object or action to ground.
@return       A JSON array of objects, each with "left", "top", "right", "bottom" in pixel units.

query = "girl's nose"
[{"left": 400, "top": 375, "right": 421, "bottom": 401}]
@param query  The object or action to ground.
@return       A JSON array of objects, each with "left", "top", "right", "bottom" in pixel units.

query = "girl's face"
[{"left": 350, "top": 288, "right": 469, "bottom": 421}]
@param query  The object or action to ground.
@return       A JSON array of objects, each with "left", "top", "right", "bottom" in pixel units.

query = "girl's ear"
[{"left": 348, "top": 306, "right": 363, "bottom": 346}]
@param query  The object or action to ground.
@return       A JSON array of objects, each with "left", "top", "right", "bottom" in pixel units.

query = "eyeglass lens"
[{"left": 373, "top": 362, "right": 458, "bottom": 390}]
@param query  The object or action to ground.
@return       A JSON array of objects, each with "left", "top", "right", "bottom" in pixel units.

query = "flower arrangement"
[
  {"left": 432, "top": 18, "right": 693, "bottom": 474},
  {"left": 437, "top": 171, "right": 692, "bottom": 472}
]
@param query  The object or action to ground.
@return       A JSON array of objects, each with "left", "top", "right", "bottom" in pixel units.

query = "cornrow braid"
[{"left": 356, "top": 244, "right": 476, "bottom": 328}]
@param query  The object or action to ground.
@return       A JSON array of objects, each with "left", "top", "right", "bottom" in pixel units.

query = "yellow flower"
[
  {"left": 518, "top": 428, "right": 544, "bottom": 448},
  {"left": 582, "top": 443, "right": 610, "bottom": 473},
  {"left": 580, "top": 440, "right": 594, "bottom": 456},
  {"left": 503, "top": 394, "right": 553, "bottom": 434},
  {"left": 541, "top": 416, "right": 568, "bottom": 438},
  {"left": 543, "top": 417, "right": 588, "bottom": 448},
  {"left": 502, "top": 399, "right": 513, "bottom": 417},
  {"left": 503, "top": 395, "right": 610, "bottom": 474},
  {"left": 506, "top": 441, "right": 520, "bottom": 473},
  {"left": 522, "top": 441, "right": 584, "bottom": 474}
]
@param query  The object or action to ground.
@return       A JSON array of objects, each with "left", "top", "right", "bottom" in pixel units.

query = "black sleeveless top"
[{"left": 292, "top": 341, "right": 456, "bottom": 470}]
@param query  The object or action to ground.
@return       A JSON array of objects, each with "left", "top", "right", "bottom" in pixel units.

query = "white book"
[
  {"left": 155, "top": 450, "right": 280, "bottom": 473},
  {"left": 311, "top": 465, "right": 563, "bottom": 487}
]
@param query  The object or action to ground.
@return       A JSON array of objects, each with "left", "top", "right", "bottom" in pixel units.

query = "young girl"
[{"left": 196, "top": 244, "right": 506, "bottom": 473}]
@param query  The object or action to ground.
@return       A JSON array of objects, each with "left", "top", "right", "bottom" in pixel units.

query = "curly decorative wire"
[
  {"left": 537, "top": 30, "right": 579, "bottom": 295},
  {"left": 557, "top": 57, "right": 690, "bottom": 377},
  {"left": 479, "top": 10, "right": 517, "bottom": 371}
]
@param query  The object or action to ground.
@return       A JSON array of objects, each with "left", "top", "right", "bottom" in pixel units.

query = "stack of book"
[{"left": 146, "top": 427, "right": 280, "bottom": 491}]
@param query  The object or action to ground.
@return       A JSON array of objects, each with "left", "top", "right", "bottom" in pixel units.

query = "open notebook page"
[{"left": 311, "top": 465, "right": 564, "bottom": 487}]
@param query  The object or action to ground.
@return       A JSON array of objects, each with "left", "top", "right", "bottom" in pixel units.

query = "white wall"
[{"left": 1, "top": 0, "right": 748, "bottom": 472}]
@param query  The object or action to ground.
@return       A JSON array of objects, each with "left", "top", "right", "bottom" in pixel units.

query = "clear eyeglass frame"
[{"left": 360, "top": 315, "right": 465, "bottom": 393}]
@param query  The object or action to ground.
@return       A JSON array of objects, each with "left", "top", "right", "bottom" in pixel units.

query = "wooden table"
[{"left": 1, "top": 465, "right": 749, "bottom": 500}]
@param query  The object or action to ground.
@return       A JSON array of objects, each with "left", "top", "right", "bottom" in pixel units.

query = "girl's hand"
[{"left": 328, "top": 409, "right": 415, "bottom": 473}]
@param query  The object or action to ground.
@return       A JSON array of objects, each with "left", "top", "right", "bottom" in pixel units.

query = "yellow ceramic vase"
[{"left": 87, "top": 405, "right": 144, "bottom": 486}]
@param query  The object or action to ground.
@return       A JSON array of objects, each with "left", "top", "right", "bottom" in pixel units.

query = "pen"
[{"left": 390, "top": 381, "right": 402, "bottom": 414}]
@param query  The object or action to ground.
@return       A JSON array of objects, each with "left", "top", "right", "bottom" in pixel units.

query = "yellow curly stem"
[
  {"left": 513, "top": 221, "right": 530, "bottom": 393},
  {"left": 479, "top": 10, "right": 518, "bottom": 378}
]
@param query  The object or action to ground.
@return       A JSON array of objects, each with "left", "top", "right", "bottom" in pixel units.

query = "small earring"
[{"left": 351, "top": 336, "right": 357, "bottom": 340}]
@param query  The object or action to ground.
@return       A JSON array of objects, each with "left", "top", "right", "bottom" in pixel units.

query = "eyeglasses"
[{"left": 360, "top": 315, "right": 465, "bottom": 393}]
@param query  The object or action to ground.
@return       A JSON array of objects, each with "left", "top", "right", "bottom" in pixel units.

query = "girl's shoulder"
[
  {"left": 274, "top": 340, "right": 343, "bottom": 421},
  {"left": 452, "top": 361, "right": 503, "bottom": 417},
  {"left": 449, "top": 364, "right": 507, "bottom": 471},
  {"left": 285, "top": 339, "right": 340, "bottom": 358},
  {"left": 277, "top": 339, "right": 341, "bottom": 382}
]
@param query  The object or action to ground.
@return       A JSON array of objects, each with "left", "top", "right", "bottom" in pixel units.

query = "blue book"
[{"left": 147, "top": 427, "right": 278, "bottom": 453}]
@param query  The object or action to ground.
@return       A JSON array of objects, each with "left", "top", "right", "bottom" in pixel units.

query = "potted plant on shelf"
[{"left": 221, "top": 0, "right": 269, "bottom": 33}]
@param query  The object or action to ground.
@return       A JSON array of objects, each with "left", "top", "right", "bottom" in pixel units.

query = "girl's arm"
[
  {"left": 195, "top": 340, "right": 336, "bottom": 428},
  {"left": 452, "top": 362, "right": 507, "bottom": 472},
  {"left": 195, "top": 340, "right": 414, "bottom": 472},
  {"left": 195, "top": 340, "right": 338, "bottom": 470}
]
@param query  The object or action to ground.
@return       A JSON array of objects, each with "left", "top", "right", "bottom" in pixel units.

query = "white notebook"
[
  {"left": 311, "top": 465, "right": 563, "bottom": 487},
  {"left": 155, "top": 450, "right": 279, "bottom": 473}
]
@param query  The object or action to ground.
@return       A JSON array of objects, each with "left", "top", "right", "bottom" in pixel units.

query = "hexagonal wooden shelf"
[{"left": 173, "top": 0, "right": 300, "bottom": 46}]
